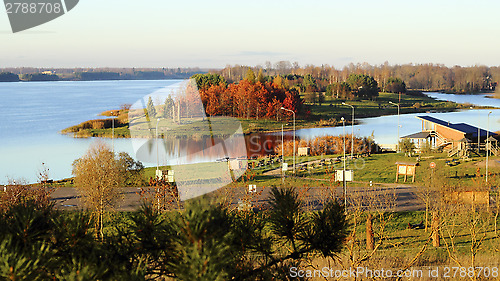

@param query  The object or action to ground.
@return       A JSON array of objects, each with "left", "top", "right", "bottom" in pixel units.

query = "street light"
[
  {"left": 342, "top": 102, "right": 355, "bottom": 159},
  {"left": 112, "top": 114, "right": 115, "bottom": 154},
  {"left": 486, "top": 111, "right": 492, "bottom": 183},
  {"left": 281, "top": 124, "right": 284, "bottom": 183},
  {"left": 341, "top": 116, "right": 347, "bottom": 211},
  {"left": 389, "top": 101, "right": 400, "bottom": 152},
  {"left": 472, "top": 107, "right": 480, "bottom": 153},
  {"left": 478, "top": 111, "right": 481, "bottom": 153},
  {"left": 280, "top": 107, "right": 295, "bottom": 174},
  {"left": 156, "top": 118, "right": 160, "bottom": 176}
]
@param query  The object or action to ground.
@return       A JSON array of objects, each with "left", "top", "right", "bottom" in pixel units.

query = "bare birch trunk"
[{"left": 432, "top": 211, "right": 440, "bottom": 247}]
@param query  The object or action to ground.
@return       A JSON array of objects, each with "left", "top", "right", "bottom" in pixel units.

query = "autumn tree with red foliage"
[{"left": 199, "top": 78, "right": 302, "bottom": 120}]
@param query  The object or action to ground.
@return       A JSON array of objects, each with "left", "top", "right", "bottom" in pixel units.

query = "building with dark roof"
[{"left": 401, "top": 116, "right": 497, "bottom": 156}]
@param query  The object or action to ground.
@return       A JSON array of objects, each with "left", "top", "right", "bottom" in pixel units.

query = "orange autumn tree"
[{"left": 199, "top": 78, "right": 302, "bottom": 119}]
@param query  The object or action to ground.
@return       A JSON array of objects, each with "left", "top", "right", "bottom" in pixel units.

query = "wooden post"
[
  {"left": 395, "top": 164, "right": 399, "bottom": 182},
  {"left": 366, "top": 213, "right": 374, "bottom": 250}
]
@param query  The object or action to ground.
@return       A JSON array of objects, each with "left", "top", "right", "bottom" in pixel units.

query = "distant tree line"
[
  {"left": 0, "top": 67, "right": 206, "bottom": 81},
  {"left": 6, "top": 63, "right": 500, "bottom": 93},
  {"left": 74, "top": 72, "right": 121, "bottom": 80},
  {"left": 0, "top": 72, "right": 19, "bottom": 82},
  {"left": 217, "top": 61, "right": 500, "bottom": 94},
  {"left": 20, "top": 73, "right": 59, "bottom": 81},
  {"left": 73, "top": 70, "right": 206, "bottom": 81},
  {"left": 0, "top": 72, "right": 59, "bottom": 82}
]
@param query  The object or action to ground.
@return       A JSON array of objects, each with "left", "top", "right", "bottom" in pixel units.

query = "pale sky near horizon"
[{"left": 1, "top": 0, "right": 500, "bottom": 68}]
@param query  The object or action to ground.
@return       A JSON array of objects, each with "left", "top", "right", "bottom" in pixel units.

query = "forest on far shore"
[
  {"left": 2, "top": 62, "right": 500, "bottom": 95},
  {"left": 0, "top": 67, "right": 205, "bottom": 82},
  {"left": 215, "top": 61, "right": 500, "bottom": 94}
]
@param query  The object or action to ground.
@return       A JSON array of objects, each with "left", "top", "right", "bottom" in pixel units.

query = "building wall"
[{"left": 435, "top": 125, "right": 465, "bottom": 141}]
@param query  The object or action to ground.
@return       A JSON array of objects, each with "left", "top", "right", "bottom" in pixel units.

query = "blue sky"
[{"left": 1, "top": 0, "right": 500, "bottom": 68}]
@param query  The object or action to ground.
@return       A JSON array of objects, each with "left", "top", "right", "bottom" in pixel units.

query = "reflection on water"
[
  {"left": 131, "top": 133, "right": 295, "bottom": 165},
  {"left": 246, "top": 133, "right": 294, "bottom": 157}
]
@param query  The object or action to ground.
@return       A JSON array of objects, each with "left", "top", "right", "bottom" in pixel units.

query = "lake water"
[
  {"left": 1, "top": 81, "right": 499, "bottom": 184},
  {"left": 0, "top": 80, "right": 183, "bottom": 184},
  {"left": 426, "top": 92, "right": 500, "bottom": 108}
]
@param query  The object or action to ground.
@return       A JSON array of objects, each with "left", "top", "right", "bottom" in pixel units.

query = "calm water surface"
[
  {"left": 0, "top": 80, "right": 182, "bottom": 184},
  {"left": 425, "top": 92, "right": 500, "bottom": 108}
]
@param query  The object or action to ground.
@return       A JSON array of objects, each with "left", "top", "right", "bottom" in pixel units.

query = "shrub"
[
  {"left": 91, "top": 120, "right": 105, "bottom": 129},
  {"left": 275, "top": 135, "right": 379, "bottom": 156},
  {"left": 0, "top": 179, "right": 52, "bottom": 213},
  {"left": 399, "top": 138, "right": 416, "bottom": 155}
]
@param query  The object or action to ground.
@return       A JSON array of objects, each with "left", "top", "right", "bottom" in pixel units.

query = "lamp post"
[
  {"left": 281, "top": 124, "right": 284, "bottom": 183},
  {"left": 281, "top": 107, "right": 295, "bottom": 174},
  {"left": 341, "top": 117, "right": 347, "bottom": 212},
  {"left": 471, "top": 107, "right": 480, "bottom": 152},
  {"left": 389, "top": 101, "right": 400, "bottom": 152},
  {"left": 156, "top": 118, "right": 160, "bottom": 176},
  {"left": 112, "top": 115, "right": 115, "bottom": 154},
  {"left": 478, "top": 110, "right": 481, "bottom": 153},
  {"left": 156, "top": 118, "right": 162, "bottom": 211},
  {"left": 486, "top": 111, "right": 492, "bottom": 183},
  {"left": 342, "top": 102, "right": 355, "bottom": 158}
]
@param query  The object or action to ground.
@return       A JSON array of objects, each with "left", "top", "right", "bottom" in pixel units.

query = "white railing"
[
  {"left": 431, "top": 131, "right": 450, "bottom": 148},
  {"left": 447, "top": 146, "right": 460, "bottom": 157},
  {"left": 489, "top": 145, "right": 499, "bottom": 156}
]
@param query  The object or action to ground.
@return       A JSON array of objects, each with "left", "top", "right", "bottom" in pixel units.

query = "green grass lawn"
[{"left": 240, "top": 152, "right": 500, "bottom": 189}]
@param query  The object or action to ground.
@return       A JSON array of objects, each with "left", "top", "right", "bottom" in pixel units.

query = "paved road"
[
  {"left": 51, "top": 187, "right": 145, "bottom": 211},
  {"left": 50, "top": 183, "right": 424, "bottom": 212}
]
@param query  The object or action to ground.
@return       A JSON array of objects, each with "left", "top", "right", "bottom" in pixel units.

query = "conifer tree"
[
  {"left": 147, "top": 96, "right": 156, "bottom": 118},
  {"left": 245, "top": 68, "right": 256, "bottom": 84},
  {"left": 164, "top": 95, "right": 174, "bottom": 119},
  {"left": 256, "top": 69, "right": 265, "bottom": 83}
]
